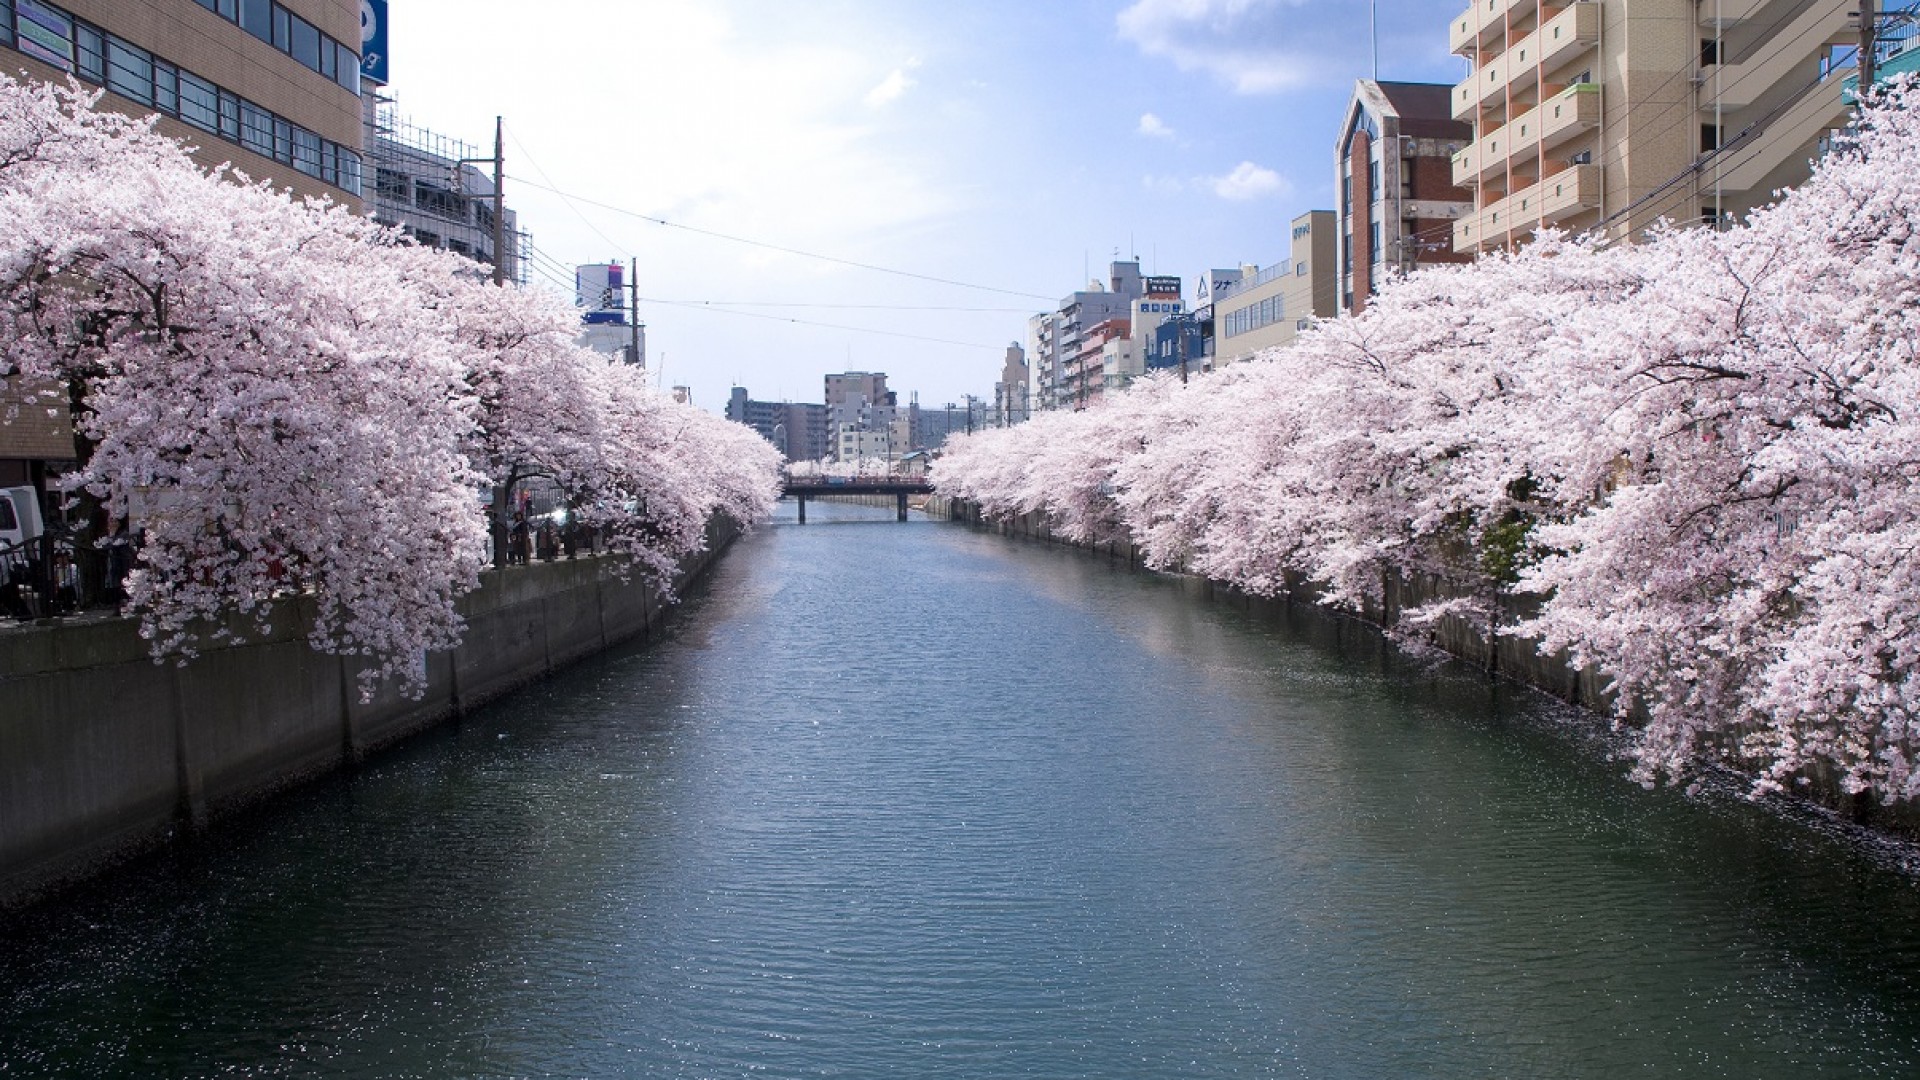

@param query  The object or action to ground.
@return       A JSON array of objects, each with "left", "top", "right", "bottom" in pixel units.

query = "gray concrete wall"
[{"left": 0, "top": 517, "right": 739, "bottom": 907}]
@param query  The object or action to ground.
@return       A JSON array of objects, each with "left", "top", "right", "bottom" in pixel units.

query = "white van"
[{"left": 0, "top": 486, "right": 43, "bottom": 554}]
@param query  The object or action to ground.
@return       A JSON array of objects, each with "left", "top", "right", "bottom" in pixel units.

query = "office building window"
[
  {"left": 106, "top": 38, "right": 152, "bottom": 105},
  {"left": 73, "top": 19, "right": 101, "bottom": 81},
  {"left": 178, "top": 70, "right": 218, "bottom": 131},
  {"left": 239, "top": 0, "right": 270, "bottom": 41},
  {"left": 217, "top": 89, "right": 240, "bottom": 141},
  {"left": 240, "top": 101, "right": 273, "bottom": 156},
  {"left": 153, "top": 59, "right": 177, "bottom": 114}
]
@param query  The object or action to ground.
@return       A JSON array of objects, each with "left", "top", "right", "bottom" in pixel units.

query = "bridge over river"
[
  {"left": 3, "top": 497, "right": 1919, "bottom": 1076},
  {"left": 780, "top": 473, "right": 930, "bottom": 522}
]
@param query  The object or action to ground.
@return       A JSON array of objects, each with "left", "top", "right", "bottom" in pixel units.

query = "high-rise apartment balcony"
[
  {"left": 1539, "top": 163, "right": 1601, "bottom": 222},
  {"left": 1454, "top": 3, "right": 1597, "bottom": 121},
  {"left": 1451, "top": 0, "right": 1537, "bottom": 56},
  {"left": 1540, "top": 82, "right": 1600, "bottom": 148},
  {"left": 1539, "top": 3, "right": 1601, "bottom": 73}
]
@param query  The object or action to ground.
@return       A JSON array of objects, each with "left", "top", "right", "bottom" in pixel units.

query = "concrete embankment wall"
[
  {"left": 0, "top": 517, "right": 739, "bottom": 907},
  {"left": 925, "top": 496, "right": 1919, "bottom": 835}
]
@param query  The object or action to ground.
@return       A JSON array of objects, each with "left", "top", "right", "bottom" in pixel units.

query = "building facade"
[
  {"left": 0, "top": 0, "right": 366, "bottom": 207},
  {"left": 725, "top": 387, "right": 829, "bottom": 463},
  {"left": 993, "top": 343, "right": 1030, "bottom": 428},
  {"left": 1336, "top": 81, "right": 1474, "bottom": 313},
  {"left": 1448, "top": 0, "right": 1860, "bottom": 255},
  {"left": 365, "top": 102, "right": 524, "bottom": 284},
  {"left": 1212, "top": 211, "right": 1340, "bottom": 363},
  {"left": 1031, "top": 260, "right": 1146, "bottom": 411},
  {"left": 574, "top": 262, "right": 645, "bottom": 365}
]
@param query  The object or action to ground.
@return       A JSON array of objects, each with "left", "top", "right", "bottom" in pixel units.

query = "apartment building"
[
  {"left": 726, "top": 387, "right": 829, "bottom": 463},
  {"left": 0, "top": 0, "right": 366, "bottom": 207},
  {"left": 1336, "top": 82, "right": 1474, "bottom": 313},
  {"left": 1213, "top": 211, "right": 1341, "bottom": 363},
  {"left": 1449, "top": 0, "right": 1861, "bottom": 254},
  {"left": 1031, "top": 260, "right": 1145, "bottom": 411}
]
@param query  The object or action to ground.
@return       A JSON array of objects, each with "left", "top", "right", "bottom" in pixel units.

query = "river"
[{"left": 3, "top": 500, "right": 1919, "bottom": 1077}]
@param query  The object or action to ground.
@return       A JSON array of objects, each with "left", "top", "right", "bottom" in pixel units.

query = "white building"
[{"left": 574, "top": 262, "right": 644, "bottom": 365}]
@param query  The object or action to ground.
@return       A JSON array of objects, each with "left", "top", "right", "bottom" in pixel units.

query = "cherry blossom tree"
[
  {"left": 938, "top": 83, "right": 1920, "bottom": 805},
  {"left": 0, "top": 76, "right": 778, "bottom": 696}
]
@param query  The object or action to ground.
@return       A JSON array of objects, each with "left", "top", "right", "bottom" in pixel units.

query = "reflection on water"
[{"left": 3, "top": 499, "right": 1918, "bottom": 1078}]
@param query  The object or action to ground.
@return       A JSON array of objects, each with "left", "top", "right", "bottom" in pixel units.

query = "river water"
[{"left": 4, "top": 500, "right": 1920, "bottom": 1078}]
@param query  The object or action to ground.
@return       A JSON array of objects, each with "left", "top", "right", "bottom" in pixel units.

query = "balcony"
[
  {"left": 1540, "top": 163, "right": 1601, "bottom": 222},
  {"left": 1454, "top": 53, "right": 1508, "bottom": 119},
  {"left": 1539, "top": 2, "right": 1601, "bottom": 72},
  {"left": 1452, "top": 142, "right": 1479, "bottom": 188},
  {"left": 1540, "top": 82, "right": 1600, "bottom": 148}
]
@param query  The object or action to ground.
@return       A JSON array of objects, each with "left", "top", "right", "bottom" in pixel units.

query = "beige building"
[
  {"left": 1211, "top": 210, "right": 1340, "bottom": 365},
  {"left": 1449, "top": 0, "right": 1859, "bottom": 254},
  {"left": 2, "top": 0, "right": 366, "bottom": 208}
]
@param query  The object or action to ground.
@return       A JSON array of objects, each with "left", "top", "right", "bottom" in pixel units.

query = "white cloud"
[
  {"left": 1137, "top": 112, "right": 1176, "bottom": 139},
  {"left": 1116, "top": 0, "right": 1321, "bottom": 94},
  {"left": 865, "top": 65, "right": 918, "bottom": 107},
  {"left": 1210, "top": 161, "right": 1288, "bottom": 200}
]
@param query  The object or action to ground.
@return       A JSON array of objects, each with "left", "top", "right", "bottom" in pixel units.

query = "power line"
[
  {"left": 507, "top": 174, "right": 1056, "bottom": 302},
  {"left": 639, "top": 300, "right": 1034, "bottom": 313},
  {"left": 637, "top": 295, "right": 1004, "bottom": 350}
]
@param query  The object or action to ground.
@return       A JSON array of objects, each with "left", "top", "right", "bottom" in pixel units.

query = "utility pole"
[
  {"left": 1861, "top": 0, "right": 1879, "bottom": 93},
  {"left": 491, "top": 116, "right": 506, "bottom": 287},
  {"left": 628, "top": 256, "right": 642, "bottom": 367}
]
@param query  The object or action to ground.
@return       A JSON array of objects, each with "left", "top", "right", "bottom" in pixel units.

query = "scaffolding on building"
[{"left": 364, "top": 97, "right": 529, "bottom": 285}]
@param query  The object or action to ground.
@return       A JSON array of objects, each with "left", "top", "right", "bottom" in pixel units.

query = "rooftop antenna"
[{"left": 1371, "top": 0, "right": 1379, "bottom": 80}]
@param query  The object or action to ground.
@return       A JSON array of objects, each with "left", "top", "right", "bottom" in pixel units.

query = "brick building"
[{"left": 1335, "top": 80, "right": 1475, "bottom": 314}]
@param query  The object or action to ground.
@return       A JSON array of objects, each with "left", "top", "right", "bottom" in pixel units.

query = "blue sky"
[{"left": 389, "top": 1, "right": 1463, "bottom": 412}]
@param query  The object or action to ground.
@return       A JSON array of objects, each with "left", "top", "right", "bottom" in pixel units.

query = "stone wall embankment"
[{"left": 0, "top": 517, "right": 738, "bottom": 907}]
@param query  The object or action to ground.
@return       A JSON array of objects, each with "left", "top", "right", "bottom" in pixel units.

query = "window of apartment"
[
  {"left": 1701, "top": 122, "right": 1721, "bottom": 153},
  {"left": 106, "top": 38, "right": 154, "bottom": 105},
  {"left": 1297, "top": 319, "right": 1310, "bottom": 331},
  {"left": 1296, "top": 261, "right": 1307, "bottom": 276},
  {"left": 272, "top": 116, "right": 291, "bottom": 163},
  {"left": 1368, "top": 159, "right": 1380, "bottom": 201},
  {"left": 1370, "top": 222, "right": 1383, "bottom": 264},
  {"left": 1700, "top": 38, "right": 1720, "bottom": 67}
]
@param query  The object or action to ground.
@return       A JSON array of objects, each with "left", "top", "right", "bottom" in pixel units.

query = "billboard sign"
[
  {"left": 1144, "top": 275, "right": 1181, "bottom": 298},
  {"left": 360, "top": 0, "right": 389, "bottom": 85}
]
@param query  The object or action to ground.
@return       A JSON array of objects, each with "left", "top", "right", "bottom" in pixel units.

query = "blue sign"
[{"left": 360, "top": 0, "right": 389, "bottom": 85}]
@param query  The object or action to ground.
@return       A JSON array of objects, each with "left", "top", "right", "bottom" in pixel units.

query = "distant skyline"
[{"left": 387, "top": 1, "right": 1461, "bottom": 413}]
